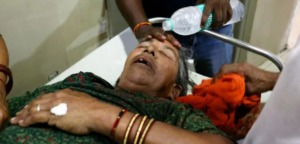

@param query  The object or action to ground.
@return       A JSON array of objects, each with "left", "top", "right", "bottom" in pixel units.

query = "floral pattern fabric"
[{"left": 0, "top": 72, "right": 232, "bottom": 144}]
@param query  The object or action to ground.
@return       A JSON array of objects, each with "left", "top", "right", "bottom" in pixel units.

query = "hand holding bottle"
[
  {"left": 197, "top": 0, "right": 232, "bottom": 29},
  {"left": 163, "top": 0, "right": 244, "bottom": 35}
]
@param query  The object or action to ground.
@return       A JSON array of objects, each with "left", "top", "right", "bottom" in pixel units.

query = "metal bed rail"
[{"left": 149, "top": 18, "right": 284, "bottom": 71}]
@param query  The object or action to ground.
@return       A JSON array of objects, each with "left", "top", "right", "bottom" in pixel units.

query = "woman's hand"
[
  {"left": 135, "top": 25, "right": 182, "bottom": 48},
  {"left": 214, "top": 63, "right": 280, "bottom": 95},
  {"left": 197, "top": 0, "right": 232, "bottom": 29},
  {"left": 0, "top": 99, "right": 9, "bottom": 129},
  {"left": 10, "top": 89, "right": 121, "bottom": 135}
]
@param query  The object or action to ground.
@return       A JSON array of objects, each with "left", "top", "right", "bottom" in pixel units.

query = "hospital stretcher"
[{"left": 47, "top": 18, "right": 284, "bottom": 104}]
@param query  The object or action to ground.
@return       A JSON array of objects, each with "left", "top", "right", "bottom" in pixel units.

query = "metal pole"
[
  {"left": 201, "top": 30, "right": 284, "bottom": 71},
  {"left": 148, "top": 18, "right": 284, "bottom": 71}
]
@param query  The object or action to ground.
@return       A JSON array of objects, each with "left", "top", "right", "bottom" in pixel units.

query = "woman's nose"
[{"left": 143, "top": 46, "right": 156, "bottom": 57}]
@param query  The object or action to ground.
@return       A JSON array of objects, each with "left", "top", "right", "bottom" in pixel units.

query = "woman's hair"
[
  {"left": 176, "top": 47, "right": 195, "bottom": 96},
  {"left": 115, "top": 47, "right": 195, "bottom": 96}
]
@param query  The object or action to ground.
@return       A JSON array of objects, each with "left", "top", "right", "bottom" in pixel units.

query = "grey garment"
[{"left": 243, "top": 36, "right": 300, "bottom": 144}]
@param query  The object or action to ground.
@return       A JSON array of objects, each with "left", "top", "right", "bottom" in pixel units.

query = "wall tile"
[
  {"left": 25, "top": 0, "right": 59, "bottom": 19},
  {"left": 9, "top": 50, "right": 69, "bottom": 98},
  {"left": 0, "top": 0, "right": 108, "bottom": 98},
  {"left": 20, "top": 12, "right": 66, "bottom": 55},
  {"left": 0, "top": 21, "right": 27, "bottom": 66},
  {"left": 0, "top": 0, "right": 28, "bottom": 23},
  {"left": 56, "top": 0, "right": 89, "bottom": 12}
]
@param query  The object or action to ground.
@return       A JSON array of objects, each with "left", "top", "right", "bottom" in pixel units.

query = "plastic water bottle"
[{"left": 162, "top": 0, "right": 244, "bottom": 36}]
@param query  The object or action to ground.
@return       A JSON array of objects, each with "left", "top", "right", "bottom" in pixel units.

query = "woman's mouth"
[
  {"left": 133, "top": 56, "right": 155, "bottom": 73},
  {"left": 136, "top": 58, "right": 150, "bottom": 66}
]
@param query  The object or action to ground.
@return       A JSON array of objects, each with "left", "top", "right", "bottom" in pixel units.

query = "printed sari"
[{"left": 0, "top": 72, "right": 231, "bottom": 143}]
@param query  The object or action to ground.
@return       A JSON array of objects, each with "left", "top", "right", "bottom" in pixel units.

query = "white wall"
[
  {"left": 0, "top": 0, "right": 108, "bottom": 98},
  {"left": 288, "top": 4, "right": 300, "bottom": 48},
  {"left": 107, "top": 0, "right": 129, "bottom": 37},
  {"left": 246, "top": 0, "right": 298, "bottom": 65}
]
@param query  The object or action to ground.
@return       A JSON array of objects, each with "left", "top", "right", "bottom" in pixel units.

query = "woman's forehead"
[{"left": 139, "top": 39, "right": 179, "bottom": 56}]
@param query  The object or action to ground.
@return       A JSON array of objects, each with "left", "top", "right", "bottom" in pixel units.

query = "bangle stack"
[
  {"left": 110, "top": 109, "right": 155, "bottom": 144},
  {"left": 138, "top": 118, "right": 155, "bottom": 144},
  {"left": 124, "top": 114, "right": 155, "bottom": 144},
  {"left": 133, "top": 116, "right": 147, "bottom": 144},
  {"left": 123, "top": 113, "right": 140, "bottom": 144}
]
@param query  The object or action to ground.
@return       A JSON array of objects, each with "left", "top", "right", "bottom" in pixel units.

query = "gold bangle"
[
  {"left": 134, "top": 116, "right": 147, "bottom": 144},
  {"left": 139, "top": 119, "right": 155, "bottom": 144},
  {"left": 123, "top": 114, "right": 140, "bottom": 144}
]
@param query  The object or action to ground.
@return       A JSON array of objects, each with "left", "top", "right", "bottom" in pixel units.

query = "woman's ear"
[{"left": 169, "top": 84, "right": 182, "bottom": 101}]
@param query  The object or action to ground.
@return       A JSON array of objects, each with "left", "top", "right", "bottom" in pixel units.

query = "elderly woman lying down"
[{"left": 0, "top": 36, "right": 234, "bottom": 144}]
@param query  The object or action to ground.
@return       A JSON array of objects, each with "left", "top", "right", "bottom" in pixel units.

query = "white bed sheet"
[{"left": 47, "top": 28, "right": 272, "bottom": 103}]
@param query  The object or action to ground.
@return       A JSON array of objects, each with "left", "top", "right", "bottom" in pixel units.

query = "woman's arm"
[
  {"left": 94, "top": 107, "right": 234, "bottom": 144},
  {"left": 11, "top": 89, "right": 233, "bottom": 144},
  {"left": 0, "top": 35, "right": 8, "bottom": 98},
  {"left": 0, "top": 35, "right": 9, "bottom": 128}
]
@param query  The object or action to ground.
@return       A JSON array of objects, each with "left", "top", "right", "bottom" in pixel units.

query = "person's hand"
[
  {"left": 0, "top": 99, "right": 9, "bottom": 129},
  {"left": 197, "top": 0, "right": 232, "bottom": 29},
  {"left": 135, "top": 25, "right": 182, "bottom": 48},
  {"left": 214, "top": 63, "right": 280, "bottom": 95},
  {"left": 10, "top": 89, "right": 122, "bottom": 135}
]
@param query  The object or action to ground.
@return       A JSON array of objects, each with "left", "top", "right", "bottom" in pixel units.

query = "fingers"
[
  {"left": 213, "top": 63, "right": 245, "bottom": 82},
  {"left": 211, "top": 3, "right": 223, "bottom": 29},
  {"left": 150, "top": 28, "right": 181, "bottom": 49},
  {"left": 10, "top": 89, "right": 75, "bottom": 127},
  {"left": 135, "top": 25, "right": 165, "bottom": 41},
  {"left": 32, "top": 101, "right": 60, "bottom": 113},
  {"left": 29, "top": 98, "right": 53, "bottom": 109},
  {"left": 11, "top": 106, "right": 29, "bottom": 125},
  {"left": 136, "top": 25, "right": 181, "bottom": 48},
  {"left": 150, "top": 28, "right": 166, "bottom": 41},
  {"left": 11, "top": 102, "right": 57, "bottom": 126},
  {"left": 227, "top": 3, "right": 233, "bottom": 22},
  {"left": 22, "top": 111, "right": 53, "bottom": 127},
  {"left": 12, "top": 111, "right": 53, "bottom": 127},
  {"left": 202, "top": 0, "right": 232, "bottom": 29},
  {"left": 11, "top": 94, "right": 63, "bottom": 126},
  {"left": 222, "top": 3, "right": 228, "bottom": 25},
  {"left": 165, "top": 33, "right": 182, "bottom": 48},
  {"left": 201, "top": 3, "right": 213, "bottom": 28}
]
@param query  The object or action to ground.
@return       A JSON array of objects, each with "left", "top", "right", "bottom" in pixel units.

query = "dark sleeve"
[
  {"left": 6, "top": 72, "right": 115, "bottom": 117},
  {"left": 164, "top": 103, "right": 236, "bottom": 143},
  {"left": 61, "top": 72, "right": 115, "bottom": 89}
]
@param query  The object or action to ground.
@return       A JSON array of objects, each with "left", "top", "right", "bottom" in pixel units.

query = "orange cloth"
[{"left": 175, "top": 74, "right": 260, "bottom": 138}]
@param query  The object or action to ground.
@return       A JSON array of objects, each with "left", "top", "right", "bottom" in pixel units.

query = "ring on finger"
[{"left": 37, "top": 104, "right": 41, "bottom": 112}]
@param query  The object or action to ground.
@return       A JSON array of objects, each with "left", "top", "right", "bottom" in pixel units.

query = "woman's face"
[{"left": 117, "top": 39, "right": 181, "bottom": 99}]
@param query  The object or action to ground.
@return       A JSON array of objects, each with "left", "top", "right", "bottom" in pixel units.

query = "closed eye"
[
  {"left": 160, "top": 51, "right": 171, "bottom": 59},
  {"left": 138, "top": 46, "right": 148, "bottom": 49}
]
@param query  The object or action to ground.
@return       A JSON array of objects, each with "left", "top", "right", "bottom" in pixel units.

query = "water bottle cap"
[{"left": 162, "top": 19, "right": 174, "bottom": 31}]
